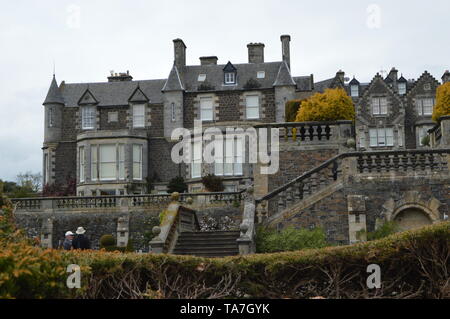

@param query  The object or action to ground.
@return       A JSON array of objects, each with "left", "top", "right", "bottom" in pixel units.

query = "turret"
[{"left": 43, "top": 75, "right": 64, "bottom": 143}]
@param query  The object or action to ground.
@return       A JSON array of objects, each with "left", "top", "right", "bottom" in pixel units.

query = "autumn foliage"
[
  {"left": 296, "top": 88, "right": 355, "bottom": 122},
  {"left": 432, "top": 82, "right": 450, "bottom": 122}
]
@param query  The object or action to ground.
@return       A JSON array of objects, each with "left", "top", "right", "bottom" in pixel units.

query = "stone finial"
[
  {"left": 171, "top": 192, "right": 180, "bottom": 202},
  {"left": 346, "top": 138, "right": 356, "bottom": 148},
  {"left": 240, "top": 223, "right": 249, "bottom": 233},
  {"left": 152, "top": 226, "right": 161, "bottom": 236},
  {"left": 186, "top": 197, "right": 193, "bottom": 205}
]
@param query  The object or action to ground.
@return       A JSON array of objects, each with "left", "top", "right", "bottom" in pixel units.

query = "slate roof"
[
  {"left": 43, "top": 75, "right": 65, "bottom": 105},
  {"left": 273, "top": 62, "right": 296, "bottom": 87},
  {"left": 293, "top": 76, "right": 313, "bottom": 91},
  {"left": 60, "top": 79, "right": 166, "bottom": 107},
  {"left": 313, "top": 77, "right": 335, "bottom": 93},
  {"left": 180, "top": 62, "right": 285, "bottom": 92},
  {"left": 162, "top": 65, "right": 184, "bottom": 92}
]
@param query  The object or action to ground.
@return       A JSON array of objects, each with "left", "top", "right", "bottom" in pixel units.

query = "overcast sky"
[{"left": 0, "top": 0, "right": 448, "bottom": 182}]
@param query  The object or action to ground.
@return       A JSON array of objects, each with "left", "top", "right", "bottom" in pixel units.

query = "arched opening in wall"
[{"left": 393, "top": 207, "right": 432, "bottom": 232}]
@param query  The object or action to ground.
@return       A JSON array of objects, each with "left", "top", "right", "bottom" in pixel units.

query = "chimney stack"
[
  {"left": 199, "top": 56, "right": 218, "bottom": 65},
  {"left": 173, "top": 38, "right": 187, "bottom": 71},
  {"left": 247, "top": 43, "right": 265, "bottom": 63},
  {"left": 280, "top": 35, "right": 291, "bottom": 70}
]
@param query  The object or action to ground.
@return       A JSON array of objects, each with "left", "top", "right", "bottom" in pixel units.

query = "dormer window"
[
  {"left": 224, "top": 72, "right": 235, "bottom": 84},
  {"left": 350, "top": 85, "right": 359, "bottom": 97},
  {"left": 81, "top": 106, "right": 96, "bottom": 130},
  {"left": 398, "top": 82, "right": 406, "bottom": 95},
  {"left": 257, "top": 71, "right": 265, "bottom": 79},
  {"left": 198, "top": 74, "right": 206, "bottom": 82},
  {"left": 223, "top": 61, "right": 237, "bottom": 85}
]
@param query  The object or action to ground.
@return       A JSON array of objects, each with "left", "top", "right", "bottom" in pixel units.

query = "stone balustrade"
[
  {"left": 12, "top": 191, "right": 244, "bottom": 212},
  {"left": 255, "top": 149, "right": 450, "bottom": 220}
]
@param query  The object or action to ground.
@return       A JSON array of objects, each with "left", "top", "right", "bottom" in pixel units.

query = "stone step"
[
  {"left": 173, "top": 251, "right": 239, "bottom": 258},
  {"left": 174, "top": 244, "right": 238, "bottom": 250},
  {"left": 173, "top": 231, "right": 241, "bottom": 257}
]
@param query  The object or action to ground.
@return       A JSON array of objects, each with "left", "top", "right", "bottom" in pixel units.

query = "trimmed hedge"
[{"left": 1, "top": 204, "right": 449, "bottom": 298}]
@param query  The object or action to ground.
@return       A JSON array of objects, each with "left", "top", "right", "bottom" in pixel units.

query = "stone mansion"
[{"left": 42, "top": 35, "right": 450, "bottom": 197}]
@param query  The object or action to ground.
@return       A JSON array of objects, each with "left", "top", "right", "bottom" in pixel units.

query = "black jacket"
[{"left": 72, "top": 234, "right": 91, "bottom": 250}]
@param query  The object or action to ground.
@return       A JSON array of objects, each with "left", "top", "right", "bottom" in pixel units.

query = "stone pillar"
[
  {"left": 439, "top": 116, "right": 450, "bottom": 147},
  {"left": 116, "top": 216, "right": 129, "bottom": 248},
  {"left": 40, "top": 218, "right": 53, "bottom": 249},
  {"left": 347, "top": 195, "right": 367, "bottom": 244}
]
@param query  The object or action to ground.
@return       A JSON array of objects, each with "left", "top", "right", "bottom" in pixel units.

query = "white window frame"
[
  {"left": 91, "top": 145, "right": 98, "bottom": 181},
  {"left": 191, "top": 140, "right": 202, "bottom": 178},
  {"left": 350, "top": 85, "right": 359, "bottom": 97},
  {"left": 198, "top": 74, "right": 206, "bottom": 82},
  {"left": 416, "top": 98, "right": 434, "bottom": 116},
  {"left": 118, "top": 144, "right": 125, "bottom": 180},
  {"left": 369, "top": 128, "right": 394, "bottom": 147},
  {"left": 200, "top": 97, "right": 213, "bottom": 121},
  {"left": 246, "top": 95, "right": 260, "bottom": 119},
  {"left": 224, "top": 72, "right": 235, "bottom": 84},
  {"left": 371, "top": 97, "right": 388, "bottom": 115},
  {"left": 257, "top": 71, "right": 265, "bottom": 79},
  {"left": 132, "top": 104, "right": 146, "bottom": 128},
  {"left": 81, "top": 106, "right": 96, "bottom": 129},
  {"left": 214, "top": 136, "right": 243, "bottom": 177},
  {"left": 398, "top": 83, "right": 406, "bottom": 95},
  {"left": 79, "top": 146, "right": 85, "bottom": 182},
  {"left": 99, "top": 144, "right": 117, "bottom": 181},
  {"left": 133, "top": 144, "right": 143, "bottom": 180}
]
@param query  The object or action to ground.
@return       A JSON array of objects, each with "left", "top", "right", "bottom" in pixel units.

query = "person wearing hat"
[
  {"left": 63, "top": 231, "right": 74, "bottom": 250},
  {"left": 72, "top": 227, "right": 91, "bottom": 250}
]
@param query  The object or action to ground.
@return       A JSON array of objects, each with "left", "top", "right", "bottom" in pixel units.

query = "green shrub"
[
  {"left": 285, "top": 99, "right": 304, "bottom": 122},
  {"left": 421, "top": 135, "right": 430, "bottom": 147},
  {"left": 365, "top": 221, "right": 399, "bottom": 241},
  {"left": 99, "top": 234, "right": 115, "bottom": 248},
  {"left": 201, "top": 174, "right": 224, "bottom": 192},
  {"left": 255, "top": 226, "right": 328, "bottom": 253},
  {"left": 167, "top": 176, "right": 188, "bottom": 194}
]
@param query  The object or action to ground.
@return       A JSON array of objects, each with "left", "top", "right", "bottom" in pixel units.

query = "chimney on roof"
[
  {"left": 442, "top": 70, "right": 450, "bottom": 83},
  {"left": 336, "top": 70, "right": 345, "bottom": 83},
  {"left": 388, "top": 67, "right": 398, "bottom": 82},
  {"left": 107, "top": 71, "right": 133, "bottom": 82},
  {"left": 247, "top": 43, "right": 265, "bottom": 63},
  {"left": 173, "top": 38, "right": 187, "bottom": 71},
  {"left": 280, "top": 35, "right": 291, "bottom": 70},
  {"left": 200, "top": 56, "right": 218, "bottom": 66}
]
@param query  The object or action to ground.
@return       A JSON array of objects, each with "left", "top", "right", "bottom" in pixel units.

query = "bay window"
[
  {"left": 133, "top": 104, "right": 146, "bottom": 128},
  {"left": 99, "top": 145, "right": 116, "bottom": 180},
  {"left": 82, "top": 106, "right": 96, "bottom": 129},
  {"left": 91, "top": 145, "right": 98, "bottom": 181},
  {"left": 118, "top": 144, "right": 125, "bottom": 180},
  {"left": 214, "top": 137, "right": 243, "bottom": 176},
  {"left": 246, "top": 95, "right": 260, "bottom": 119}
]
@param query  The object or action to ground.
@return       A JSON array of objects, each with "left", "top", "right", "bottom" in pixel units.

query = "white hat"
[
  {"left": 75, "top": 227, "right": 86, "bottom": 235},
  {"left": 65, "top": 231, "right": 74, "bottom": 236}
]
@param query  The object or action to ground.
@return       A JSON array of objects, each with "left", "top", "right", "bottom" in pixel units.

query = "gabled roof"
[
  {"left": 128, "top": 85, "right": 149, "bottom": 103},
  {"left": 43, "top": 75, "right": 65, "bottom": 105},
  {"left": 223, "top": 61, "right": 237, "bottom": 72},
  {"left": 349, "top": 77, "right": 360, "bottom": 85},
  {"left": 398, "top": 75, "right": 407, "bottom": 83},
  {"left": 162, "top": 65, "right": 184, "bottom": 92},
  {"left": 78, "top": 88, "right": 98, "bottom": 105},
  {"left": 273, "top": 61, "right": 296, "bottom": 87}
]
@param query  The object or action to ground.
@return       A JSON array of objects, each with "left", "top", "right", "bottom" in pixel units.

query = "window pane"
[
  {"left": 99, "top": 145, "right": 116, "bottom": 180},
  {"left": 82, "top": 106, "right": 95, "bottom": 129},
  {"left": 91, "top": 146, "right": 97, "bottom": 181},
  {"left": 380, "top": 98, "right": 387, "bottom": 114},
  {"left": 191, "top": 141, "right": 202, "bottom": 178},
  {"left": 369, "top": 129, "right": 377, "bottom": 147},
  {"left": 200, "top": 98, "right": 213, "bottom": 121},
  {"left": 386, "top": 128, "right": 394, "bottom": 146},
  {"left": 371, "top": 99, "right": 380, "bottom": 115},
  {"left": 118, "top": 144, "right": 125, "bottom": 180},
  {"left": 133, "top": 145, "right": 142, "bottom": 180},
  {"left": 351, "top": 86, "right": 359, "bottom": 97},
  {"left": 423, "top": 98, "right": 433, "bottom": 115},
  {"left": 79, "top": 147, "right": 85, "bottom": 182},
  {"left": 398, "top": 83, "right": 406, "bottom": 95},
  {"left": 246, "top": 96, "right": 259, "bottom": 119},
  {"left": 377, "top": 128, "right": 386, "bottom": 146},
  {"left": 133, "top": 104, "right": 145, "bottom": 128}
]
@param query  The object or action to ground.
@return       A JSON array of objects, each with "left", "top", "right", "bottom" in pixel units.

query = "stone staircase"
[{"left": 173, "top": 230, "right": 240, "bottom": 257}]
